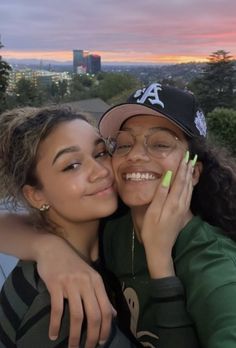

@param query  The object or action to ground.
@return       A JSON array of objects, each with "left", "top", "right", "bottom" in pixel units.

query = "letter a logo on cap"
[{"left": 134, "top": 83, "right": 165, "bottom": 108}]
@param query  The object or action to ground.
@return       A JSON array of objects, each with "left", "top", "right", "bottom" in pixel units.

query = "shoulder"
[
  {"left": 175, "top": 216, "right": 236, "bottom": 294},
  {"left": 175, "top": 215, "right": 236, "bottom": 257}
]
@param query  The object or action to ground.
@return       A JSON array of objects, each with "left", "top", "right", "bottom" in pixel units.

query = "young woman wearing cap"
[
  {"left": 0, "top": 104, "right": 199, "bottom": 348},
  {"left": 98, "top": 82, "right": 236, "bottom": 348},
  {"left": 1, "top": 82, "right": 236, "bottom": 347}
]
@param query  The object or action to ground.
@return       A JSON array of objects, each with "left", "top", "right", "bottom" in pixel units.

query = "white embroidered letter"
[{"left": 136, "top": 83, "right": 164, "bottom": 108}]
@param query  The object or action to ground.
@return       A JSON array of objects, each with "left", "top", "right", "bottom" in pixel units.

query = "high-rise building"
[
  {"left": 87, "top": 54, "right": 101, "bottom": 74},
  {"left": 73, "top": 49, "right": 85, "bottom": 73},
  {"left": 73, "top": 49, "right": 101, "bottom": 74}
]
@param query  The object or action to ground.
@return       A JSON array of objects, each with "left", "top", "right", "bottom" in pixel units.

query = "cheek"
[
  {"left": 164, "top": 152, "right": 184, "bottom": 175},
  {"left": 41, "top": 176, "right": 85, "bottom": 204},
  {"left": 103, "top": 157, "right": 114, "bottom": 178},
  {"left": 111, "top": 157, "right": 120, "bottom": 178}
]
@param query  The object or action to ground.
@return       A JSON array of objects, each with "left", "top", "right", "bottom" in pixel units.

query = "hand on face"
[{"left": 141, "top": 152, "right": 195, "bottom": 278}]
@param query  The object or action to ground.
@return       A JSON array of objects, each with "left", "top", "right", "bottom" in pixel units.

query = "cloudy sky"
[{"left": 0, "top": 0, "right": 235, "bottom": 64}]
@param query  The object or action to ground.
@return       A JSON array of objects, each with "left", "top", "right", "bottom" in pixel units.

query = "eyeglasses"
[{"left": 106, "top": 128, "right": 184, "bottom": 159}]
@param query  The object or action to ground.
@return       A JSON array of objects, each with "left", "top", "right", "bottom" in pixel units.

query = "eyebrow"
[
  {"left": 52, "top": 146, "right": 81, "bottom": 165},
  {"left": 121, "top": 126, "right": 179, "bottom": 138},
  {"left": 52, "top": 137, "right": 105, "bottom": 165}
]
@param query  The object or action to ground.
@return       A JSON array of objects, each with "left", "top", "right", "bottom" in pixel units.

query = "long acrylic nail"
[
  {"left": 184, "top": 150, "right": 190, "bottom": 164},
  {"left": 162, "top": 170, "right": 173, "bottom": 188},
  {"left": 191, "top": 154, "right": 198, "bottom": 167}
]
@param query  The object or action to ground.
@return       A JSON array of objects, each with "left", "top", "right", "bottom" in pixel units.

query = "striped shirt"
[
  {"left": 0, "top": 260, "right": 138, "bottom": 348},
  {"left": 0, "top": 260, "right": 70, "bottom": 347}
]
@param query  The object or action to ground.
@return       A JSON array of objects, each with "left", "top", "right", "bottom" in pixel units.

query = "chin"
[
  {"left": 120, "top": 193, "right": 153, "bottom": 208},
  {"left": 98, "top": 202, "right": 118, "bottom": 217}
]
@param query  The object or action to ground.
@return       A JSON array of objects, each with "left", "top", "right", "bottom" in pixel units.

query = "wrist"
[
  {"left": 33, "top": 232, "right": 62, "bottom": 262},
  {"left": 145, "top": 251, "right": 175, "bottom": 278}
]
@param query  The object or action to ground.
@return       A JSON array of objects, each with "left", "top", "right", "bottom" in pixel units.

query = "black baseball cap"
[{"left": 99, "top": 82, "right": 207, "bottom": 138}]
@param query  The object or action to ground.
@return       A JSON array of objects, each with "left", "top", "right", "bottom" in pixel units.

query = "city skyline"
[{"left": 1, "top": 0, "right": 236, "bottom": 64}]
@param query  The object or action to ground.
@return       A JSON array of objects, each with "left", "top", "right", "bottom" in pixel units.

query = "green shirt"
[
  {"left": 103, "top": 211, "right": 200, "bottom": 348},
  {"left": 174, "top": 215, "right": 236, "bottom": 348}
]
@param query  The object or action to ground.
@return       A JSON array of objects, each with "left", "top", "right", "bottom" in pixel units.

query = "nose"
[
  {"left": 126, "top": 141, "right": 150, "bottom": 162},
  {"left": 88, "top": 158, "right": 110, "bottom": 182}
]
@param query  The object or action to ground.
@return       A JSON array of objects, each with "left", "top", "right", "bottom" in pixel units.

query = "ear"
[
  {"left": 22, "top": 184, "right": 47, "bottom": 210},
  {"left": 192, "top": 161, "right": 203, "bottom": 186}
]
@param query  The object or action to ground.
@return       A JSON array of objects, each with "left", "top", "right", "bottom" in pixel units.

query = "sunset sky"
[{"left": 0, "top": 0, "right": 235, "bottom": 64}]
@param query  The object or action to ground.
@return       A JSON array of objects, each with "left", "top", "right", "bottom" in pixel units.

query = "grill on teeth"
[{"left": 125, "top": 173, "right": 156, "bottom": 180}]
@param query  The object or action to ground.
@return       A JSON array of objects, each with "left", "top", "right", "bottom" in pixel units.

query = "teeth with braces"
[{"left": 125, "top": 172, "right": 156, "bottom": 181}]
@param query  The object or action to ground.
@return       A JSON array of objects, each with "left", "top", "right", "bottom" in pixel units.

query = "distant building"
[
  {"left": 73, "top": 49, "right": 86, "bottom": 73},
  {"left": 7, "top": 69, "right": 71, "bottom": 94},
  {"left": 87, "top": 54, "right": 101, "bottom": 74},
  {"left": 73, "top": 49, "right": 101, "bottom": 74}
]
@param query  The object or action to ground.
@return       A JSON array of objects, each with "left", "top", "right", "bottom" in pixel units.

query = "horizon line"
[
  {"left": 1, "top": 49, "right": 223, "bottom": 65},
  {"left": 2, "top": 49, "right": 235, "bottom": 65}
]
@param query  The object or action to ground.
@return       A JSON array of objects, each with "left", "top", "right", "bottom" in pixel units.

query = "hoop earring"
[{"left": 39, "top": 204, "right": 50, "bottom": 212}]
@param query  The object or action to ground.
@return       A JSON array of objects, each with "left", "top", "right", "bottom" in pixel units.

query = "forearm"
[
  {"left": 150, "top": 276, "right": 200, "bottom": 348},
  {"left": 0, "top": 212, "right": 52, "bottom": 260}
]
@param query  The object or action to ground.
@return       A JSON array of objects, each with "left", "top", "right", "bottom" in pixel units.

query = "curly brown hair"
[
  {"left": 0, "top": 106, "right": 88, "bottom": 216},
  {"left": 189, "top": 137, "right": 236, "bottom": 239}
]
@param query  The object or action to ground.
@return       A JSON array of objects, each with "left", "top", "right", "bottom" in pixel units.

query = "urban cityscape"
[{"left": 3, "top": 49, "right": 101, "bottom": 94}]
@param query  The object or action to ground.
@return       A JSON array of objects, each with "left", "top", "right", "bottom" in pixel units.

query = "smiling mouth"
[
  {"left": 90, "top": 183, "right": 114, "bottom": 195},
  {"left": 123, "top": 172, "right": 160, "bottom": 181}
]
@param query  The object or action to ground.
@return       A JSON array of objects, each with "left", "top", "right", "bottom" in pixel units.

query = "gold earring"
[{"left": 39, "top": 204, "right": 50, "bottom": 212}]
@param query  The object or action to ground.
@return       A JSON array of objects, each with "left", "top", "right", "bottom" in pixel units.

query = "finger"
[
  {"left": 163, "top": 156, "right": 191, "bottom": 218},
  {"left": 175, "top": 161, "right": 194, "bottom": 215},
  {"left": 67, "top": 287, "right": 84, "bottom": 348},
  {"left": 48, "top": 287, "right": 64, "bottom": 341},
  {"left": 82, "top": 289, "right": 102, "bottom": 348},
  {"left": 161, "top": 171, "right": 186, "bottom": 219},
  {"left": 184, "top": 161, "right": 194, "bottom": 208},
  {"left": 94, "top": 278, "right": 115, "bottom": 344},
  {"left": 169, "top": 155, "right": 189, "bottom": 200},
  {"left": 147, "top": 171, "right": 171, "bottom": 218}
]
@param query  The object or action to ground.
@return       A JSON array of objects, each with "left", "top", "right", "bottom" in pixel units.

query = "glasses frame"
[{"left": 105, "top": 127, "right": 185, "bottom": 160}]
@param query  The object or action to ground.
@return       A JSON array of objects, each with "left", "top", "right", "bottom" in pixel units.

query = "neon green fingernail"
[
  {"left": 184, "top": 150, "right": 190, "bottom": 163},
  {"left": 162, "top": 170, "right": 173, "bottom": 188},
  {"left": 191, "top": 154, "right": 198, "bottom": 167}
]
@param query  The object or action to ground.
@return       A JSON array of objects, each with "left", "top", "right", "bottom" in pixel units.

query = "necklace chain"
[{"left": 131, "top": 228, "right": 135, "bottom": 278}]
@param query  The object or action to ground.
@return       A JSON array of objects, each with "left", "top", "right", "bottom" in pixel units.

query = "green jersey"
[
  {"left": 103, "top": 211, "right": 200, "bottom": 348},
  {"left": 174, "top": 215, "right": 236, "bottom": 348}
]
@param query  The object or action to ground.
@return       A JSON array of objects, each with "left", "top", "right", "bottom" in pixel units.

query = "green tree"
[
  {"left": 190, "top": 50, "right": 235, "bottom": 113},
  {"left": 15, "top": 78, "right": 42, "bottom": 106},
  {"left": 70, "top": 75, "right": 91, "bottom": 100},
  {"left": 0, "top": 40, "right": 12, "bottom": 112},
  {"left": 58, "top": 80, "right": 68, "bottom": 99},
  {"left": 91, "top": 73, "right": 139, "bottom": 102},
  {"left": 207, "top": 107, "right": 236, "bottom": 155}
]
